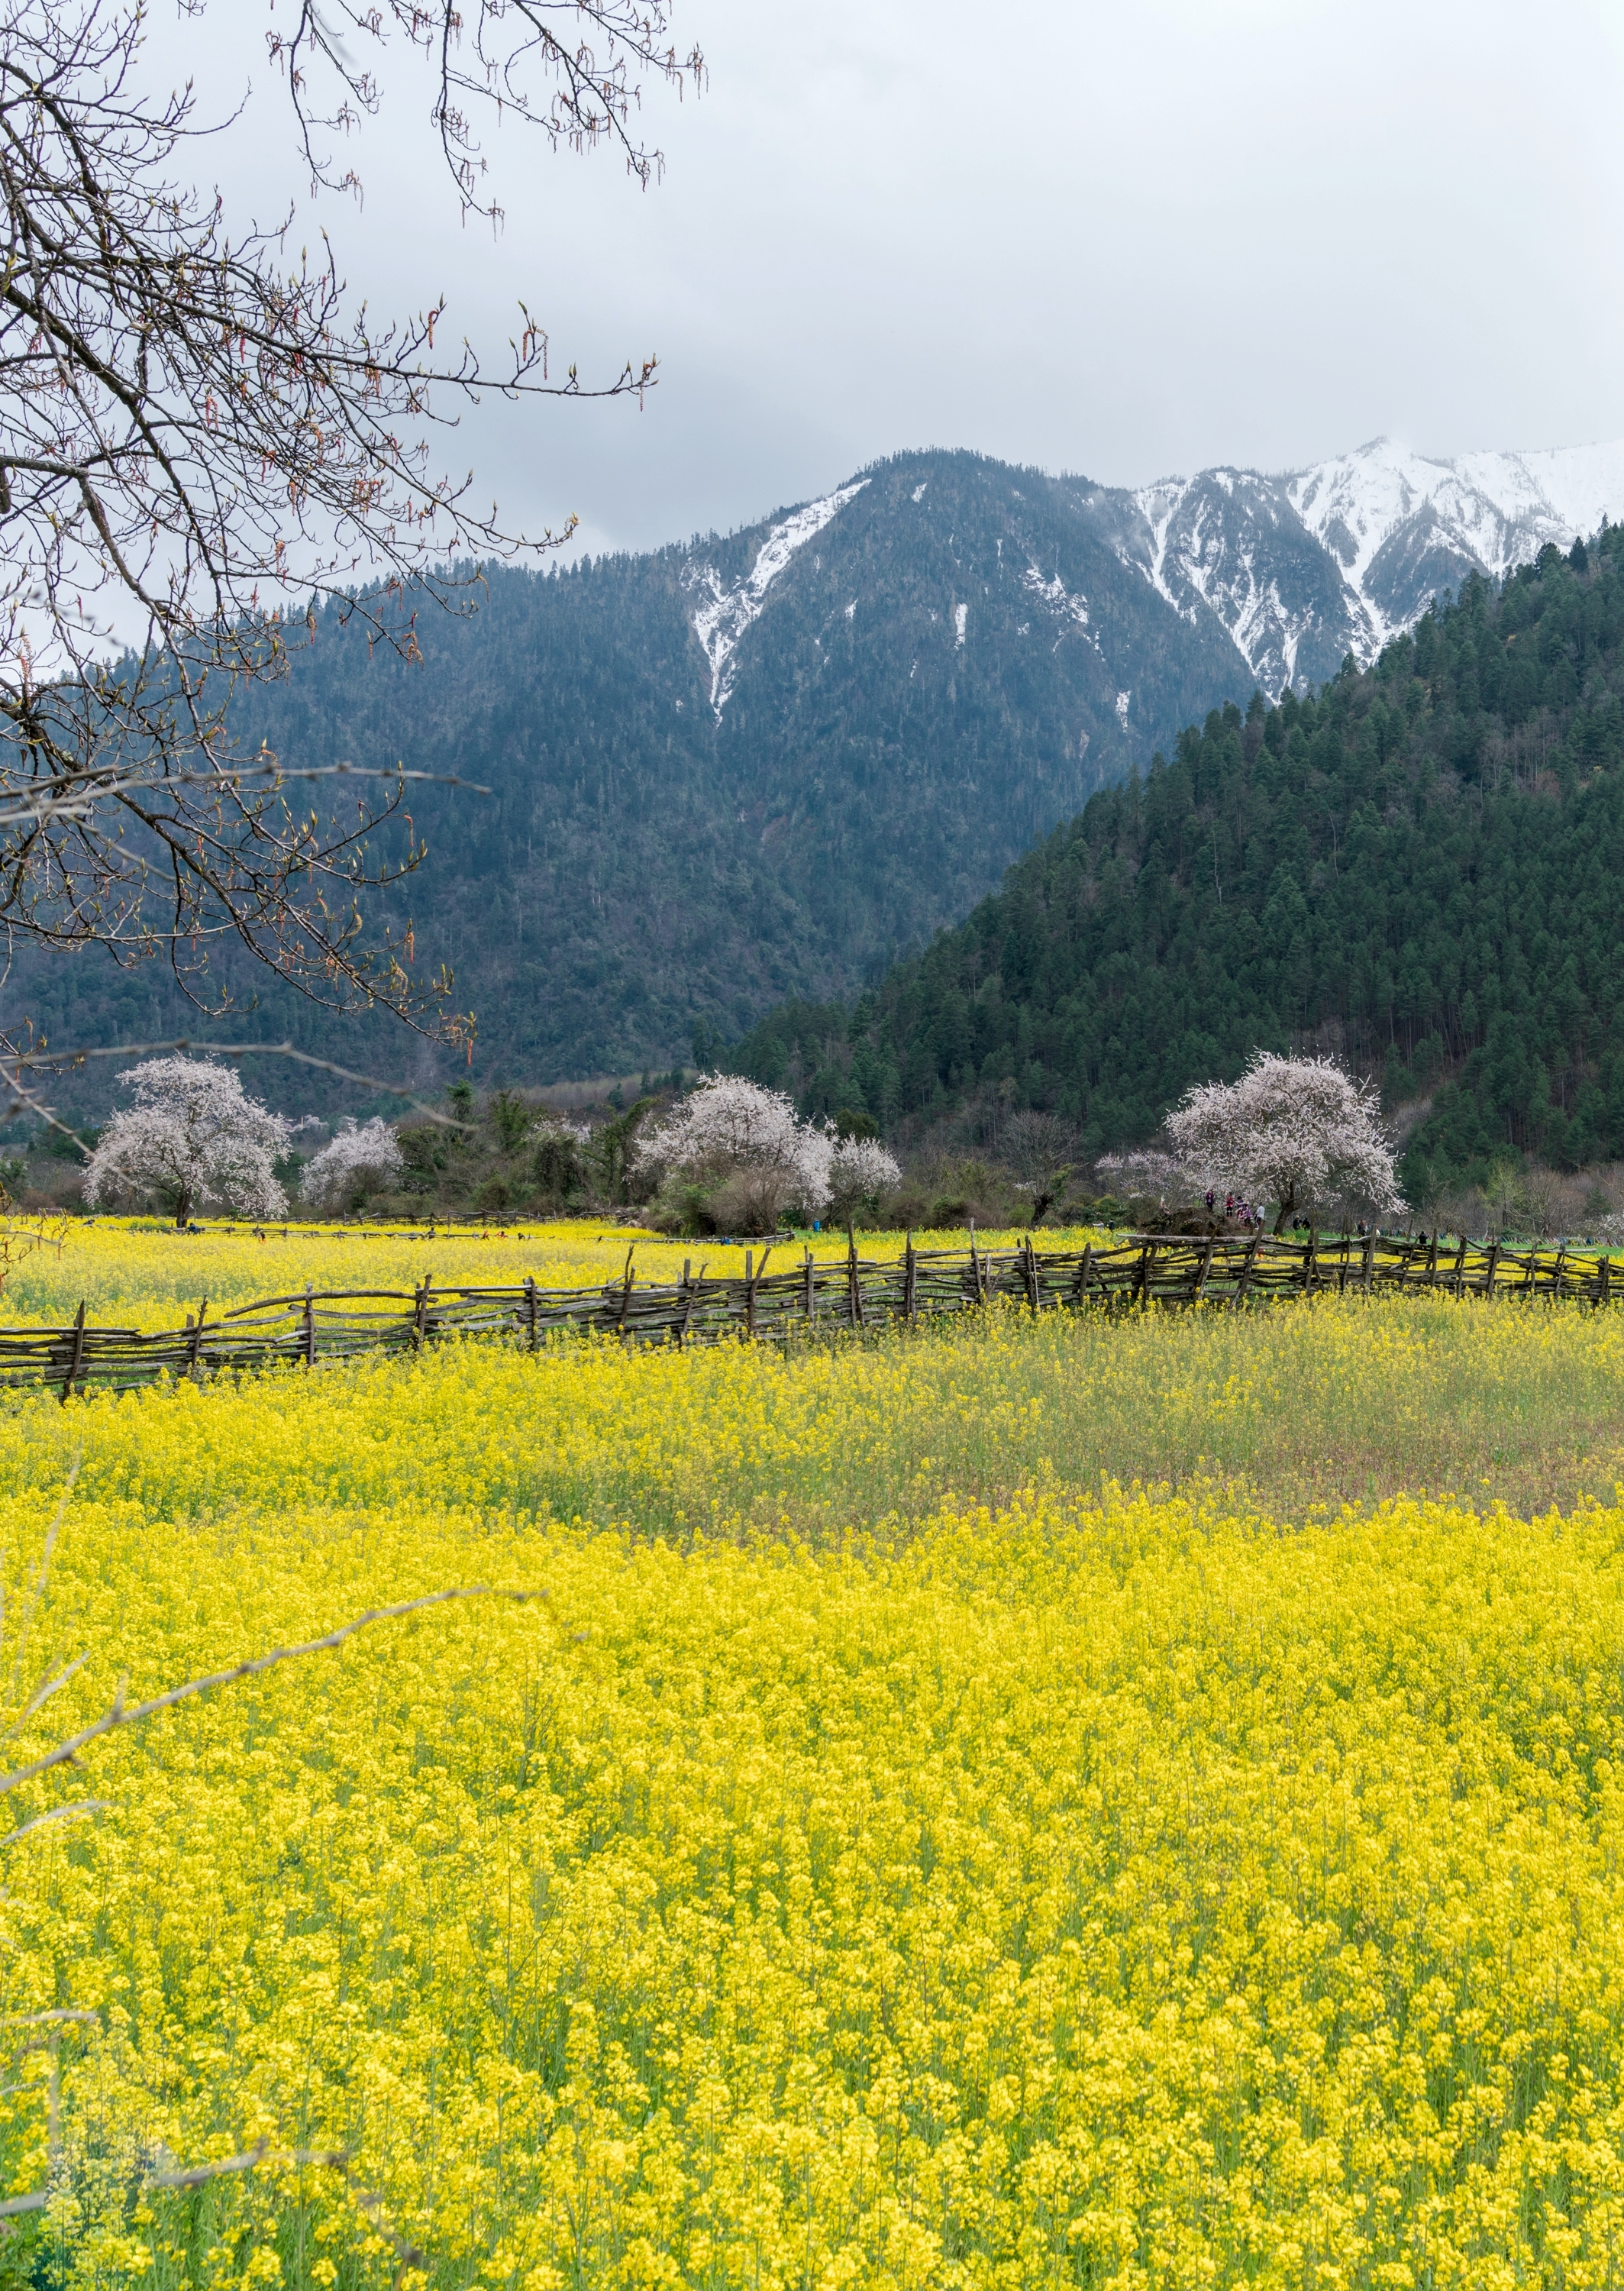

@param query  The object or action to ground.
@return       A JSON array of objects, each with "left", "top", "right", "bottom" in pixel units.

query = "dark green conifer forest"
[{"left": 732, "top": 530, "right": 1624, "bottom": 1198}]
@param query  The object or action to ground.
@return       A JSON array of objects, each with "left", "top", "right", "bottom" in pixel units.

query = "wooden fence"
[{"left": 7, "top": 1230, "right": 1621, "bottom": 1403}]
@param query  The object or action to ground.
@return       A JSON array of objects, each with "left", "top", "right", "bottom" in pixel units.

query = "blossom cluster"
[
  {"left": 298, "top": 1116, "right": 405, "bottom": 1210},
  {"left": 1167, "top": 1049, "right": 1405, "bottom": 1223},
  {"left": 83, "top": 1057, "right": 289, "bottom": 1223},
  {"left": 637, "top": 1075, "right": 899, "bottom": 1229}
]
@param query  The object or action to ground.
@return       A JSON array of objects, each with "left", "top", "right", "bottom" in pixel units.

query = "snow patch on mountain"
[
  {"left": 1131, "top": 479, "right": 1201, "bottom": 624},
  {"left": 687, "top": 480, "right": 868, "bottom": 713},
  {"left": 1022, "top": 565, "right": 1102, "bottom": 652}
]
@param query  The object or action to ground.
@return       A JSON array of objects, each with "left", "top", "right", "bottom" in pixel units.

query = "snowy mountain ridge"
[
  {"left": 1117, "top": 435, "right": 1624, "bottom": 696},
  {"left": 673, "top": 439, "right": 1624, "bottom": 748}
]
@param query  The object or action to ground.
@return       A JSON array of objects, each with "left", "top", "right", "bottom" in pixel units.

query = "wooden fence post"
[
  {"left": 1023, "top": 1236, "right": 1038, "bottom": 1312},
  {"left": 619, "top": 1249, "right": 636, "bottom": 1335},
  {"left": 847, "top": 1226, "right": 864, "bottom": 1329},
  {"left": 526, "top": 1275, "right": 538, "bottom": 1351},
  {"left": 1194, "top": 1238, "right": 1215, "bottom": 1302},
  {"left": 1452, "top": 1236, "right": 1467, "bottom": 1298},
  {"left": 1134, "top": 1239, "right": 1151, "bottom": 1304},
  {"left": 804, "top": 1249, "right": 815, "bottom": 1325},
  {"left": 188, "top": 1297, "right": 208, "bottom": 1378},
  {"left": 1361, "top": 1232, "right": 1375, "bottom": 1294},
  {"left": 680, "top": 1262, "right": 704, "bottom": 1346},
  {"left": 904, "top": 1232, "right": 917, "bottom": 1324},
  {"left": 1239, "top": 1234, "right": 1260, "bottom": 1304},
  {"left": 60, "top": 1300, "right": 86, "bottom": 1407},
  {"left": 1074, "top": 1241, "right": 1094, "bottom": 1310},
  {"left": 414, "top": 1277, "right": 432, "bottom": 1349},
  {"left": 303, "top": 1285, "right": 316, "bottom": 1368}
]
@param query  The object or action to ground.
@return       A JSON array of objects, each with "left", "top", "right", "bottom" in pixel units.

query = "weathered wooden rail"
[{"left": 8, "top": 1230, "right": 1621, "bottom": 1402}]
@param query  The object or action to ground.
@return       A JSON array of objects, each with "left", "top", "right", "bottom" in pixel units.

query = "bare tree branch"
[
  {"left": 0, "top": 759, "right": 491, "bottom": 828},
  {"left": 266, "top": 0, "right": 705, "bottom": 220},
  {"left": 2, "top": 1035, "right": 486, "bottom": 1150},
  {"left": 0, "top": 2, "right": 683, "bottom": 1036},
  {"left": 0, "top": 1582, "right": 541, "bottom": 1795},
  {"left": 0, "top": 1797, "right": 106, "bottom": 1846}
]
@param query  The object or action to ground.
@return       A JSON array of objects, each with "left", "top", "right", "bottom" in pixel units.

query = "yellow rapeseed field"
[
  {"left": 4, "top": 1278, "right": 1624, "bottom": 2286},
  {"left": 0, "top": 1218, "right": 1098, "bottom": 1330}
]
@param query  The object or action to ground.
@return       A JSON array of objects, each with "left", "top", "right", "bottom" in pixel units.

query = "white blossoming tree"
[
  {"left": 83, "top": 1058, "right": 290, "bottom": 1226},
  {"left": 637, "top": 1076, "right": 834, "bottom": 1233},
  {"left": 1165, "top": 1052, "right": 1406, "bottom": 1234},
  {"left": 1093, "top": 1149, "right": 1200, "bottom": 1217},
  {"left": 826, "top": 1136, "right": 902, "bottom": 1226},
  {"left": 299, "top": 1117, "right": 405, "bottom": 1213}
]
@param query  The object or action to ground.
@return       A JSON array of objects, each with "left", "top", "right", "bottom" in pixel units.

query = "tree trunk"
[
  {"left": 176, "top": 1184, "right": 192, "bottom": 1230},
  {"left": 1271, "top": 1181, "right": 1296, "bottom": 1238}
]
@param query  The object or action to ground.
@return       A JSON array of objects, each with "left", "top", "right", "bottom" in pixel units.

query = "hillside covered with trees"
[
  {"left": 8, "top": 449, "right": 1251, "bottom": 1107},
  {"left": 731, "top": 528, "right": 1624, "bottom": 1198}
]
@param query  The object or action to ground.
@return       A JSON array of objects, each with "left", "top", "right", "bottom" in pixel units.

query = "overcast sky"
[{"left": 158, "top": 0, "right": 1624, "bottom": 559}]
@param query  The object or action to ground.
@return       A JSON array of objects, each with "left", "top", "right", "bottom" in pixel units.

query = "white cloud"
[{"left": 141, "top": 2, "right": 1624, "bottom": 556}]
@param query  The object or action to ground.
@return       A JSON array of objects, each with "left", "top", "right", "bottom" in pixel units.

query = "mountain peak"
[{"left": 1104, "top": 434, "right": 1624, "bottom": 695}]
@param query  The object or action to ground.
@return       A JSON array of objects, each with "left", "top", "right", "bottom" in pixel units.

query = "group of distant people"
[
  {"left": 1202, "top": 1195, "right": 1451, "bottom": 1246},
  {"left": 1202, "top": 1191, "right": 1267, "bottom": 1231}
]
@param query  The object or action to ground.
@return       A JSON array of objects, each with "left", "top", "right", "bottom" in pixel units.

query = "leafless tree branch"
[
  {"left": 0, "top": 1582, "right": 541, "bottom": 1795},
  {"left": 2, "top": 1033, "right": 487, "bottom": 1150},
  {"left": 0, "top": 1, "right": 685, "bottom": 1039}
]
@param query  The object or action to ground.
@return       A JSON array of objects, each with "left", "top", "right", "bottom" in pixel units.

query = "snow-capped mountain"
[
  {"left": 166, "top": 435, "right": 1624, "bottom": 1089},
  {"left": 1103, "top": 436, "right": 1624, "bottom": 697},
  {"left": 671, "top": 438, "right": 1624, "bottom": 747}
]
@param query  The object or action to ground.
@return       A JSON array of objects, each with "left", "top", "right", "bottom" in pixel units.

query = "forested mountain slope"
[
  {"left": 19, "top": 438, "right": 1624, "bottom": 1109},
  {"left": 731, "top": 530, "right": 1624, "bottom": 1196},
  {"left": 13, "top": 448, "right": 1251, "bottom": 1100}
]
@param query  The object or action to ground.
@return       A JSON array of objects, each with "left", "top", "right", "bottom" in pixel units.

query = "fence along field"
[
  {"left": 4, "top": 1226, "right": 1622, "bottom": 1399},
  {"left": 11, "top": 1294, "right": 1624, "bottom": 2282}
]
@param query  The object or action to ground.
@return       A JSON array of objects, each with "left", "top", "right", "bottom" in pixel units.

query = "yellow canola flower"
[
  {"left": 6, "top": 1482, "right": 1624, "bottom": 2286},
  {"left": 2, "top": 1285, "right": 1624, "bottom": 2283},
  {"left": 0, "top": 1217, "right": 1108, "bottom": 1330}
]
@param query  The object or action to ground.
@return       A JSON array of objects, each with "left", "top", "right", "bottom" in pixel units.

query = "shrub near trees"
[
  {"left": 638, "top": 1077, "right": 836, "bottom": 1234},
  {"left": 629, "top": 1077, "right": 903, "bottom": 1236}
]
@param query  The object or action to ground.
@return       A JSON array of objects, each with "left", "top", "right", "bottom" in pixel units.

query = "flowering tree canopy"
[
  {"left": 827, "top": 1136, "right": 902, "bottom": 1224},
  {"left": 84, "top": 1058, "right": 290, "bottom": 1226},
  {"left": 638, "top": 1077, "right": 834, "bottom": 1231},
  {"left": 1093, "top": 1149, "right": 1199, "bottom": 1214},
  {"left": 299, "top": 1118, "right": 405, "bottom": 1212},
  {"left": 1165, "top": 1052, "right": 1405, "bottom": 1234}
]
